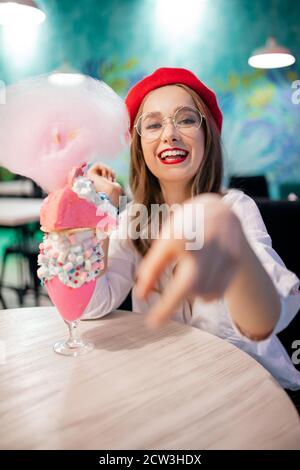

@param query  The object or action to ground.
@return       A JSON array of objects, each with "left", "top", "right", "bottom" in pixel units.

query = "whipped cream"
[
  {"left": 72, "top": 176, "right": 118, "bottom": 220},
  {"left": 37, "top": 229, "right": 105, "bottom": 288}
]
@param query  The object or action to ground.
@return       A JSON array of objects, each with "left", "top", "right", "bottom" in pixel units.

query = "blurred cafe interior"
[{"left": 0, "top": 0, "right": 300, "bottom": 452}]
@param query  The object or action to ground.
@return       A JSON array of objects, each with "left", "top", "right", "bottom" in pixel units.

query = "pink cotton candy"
[{"left": 0, "top": 75, "right": 130, "bottom": 192}]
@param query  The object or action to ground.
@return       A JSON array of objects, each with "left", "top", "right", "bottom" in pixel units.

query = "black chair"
[
  {"left": 0, "top": 291, "right": 6, "bottom": 309},
  {"left": 279, "top": 182, "right": 300, "bottom": 200},
  {"left": 229, "top": 175, "right": 269, "bottom": 199},
  {"left": 255, "top": 198, "right": 300, "bottom": 370},
  {"left": 0, "top": 224, "right": 42, "bottom": 307},
  {"left": 118, "top": 290, "right": 132, "bottom": 311}
]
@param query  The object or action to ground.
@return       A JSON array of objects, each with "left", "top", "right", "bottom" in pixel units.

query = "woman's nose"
[{"left": 161, "top": 121, "right": 179, "bottom": 142}]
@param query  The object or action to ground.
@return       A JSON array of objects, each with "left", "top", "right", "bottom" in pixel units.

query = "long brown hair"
[{"left": 128, "top": 84, "right": 224, "bottom": 257}]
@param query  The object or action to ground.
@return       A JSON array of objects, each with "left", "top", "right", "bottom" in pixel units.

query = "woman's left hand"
[
  {"left": 87, "top": 163, "right": 122, "bottom": 207},
  {"left": 135, "top": 194, "right": 246, "bottom": 328}
]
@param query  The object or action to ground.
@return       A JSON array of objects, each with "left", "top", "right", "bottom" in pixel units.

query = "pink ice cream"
[{"left": 37, "top": 164, "right": 117, "bottom": 321}]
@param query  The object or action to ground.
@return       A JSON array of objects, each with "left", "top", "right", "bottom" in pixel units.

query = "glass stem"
[{"left": 65, "top": 320, "right": 82, "bottom": 348}]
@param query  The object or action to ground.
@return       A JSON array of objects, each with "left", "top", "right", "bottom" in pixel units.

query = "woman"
[{"left": 84, "top": 67, "right": 300, "bottom": 405}]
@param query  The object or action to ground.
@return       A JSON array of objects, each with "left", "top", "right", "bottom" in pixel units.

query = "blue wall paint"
[{"left": 0, "top": 0, "right": 299, "bottom": 195}]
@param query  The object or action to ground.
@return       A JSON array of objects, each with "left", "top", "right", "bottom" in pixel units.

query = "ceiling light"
[
  {"left": 248, "top": 37, "right": 295, "bottom": 69},
  {"left": 0, "top": 1, "right": 45, "bottom": 25}
]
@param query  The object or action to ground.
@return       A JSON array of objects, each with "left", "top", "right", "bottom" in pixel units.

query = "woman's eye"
[
  {"left": 146, "top": 122, "right": 162, "bottom": 130},
  {"left": 178, "top": 118, "right": 195, "bottom": 125}
]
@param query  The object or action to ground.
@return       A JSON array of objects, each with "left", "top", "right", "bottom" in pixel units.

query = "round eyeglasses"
[{"left": 134, "top": 106, "right": 204, "bottom": 142}]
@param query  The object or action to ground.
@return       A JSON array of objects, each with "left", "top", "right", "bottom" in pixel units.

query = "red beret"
[{"left": 125, "top": 67, "right": 222, "bottom": 133}]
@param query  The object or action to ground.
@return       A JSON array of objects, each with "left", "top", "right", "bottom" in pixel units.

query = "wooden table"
[
  {"left": 0, "top": 180, "right": 34, "bottom": 197},
  {"left": 0, "top": 307, "right": 299, "bottom": 450},
  {"left": 0, "top": 197, "right": 42, "bottom": 227}
]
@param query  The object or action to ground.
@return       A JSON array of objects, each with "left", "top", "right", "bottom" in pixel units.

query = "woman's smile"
[{"left": 157, "top": 147, "right": 189, "bottom": 164}]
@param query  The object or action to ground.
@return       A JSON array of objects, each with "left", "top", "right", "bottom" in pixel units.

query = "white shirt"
[{"left": 83, "top": 189, "right": 300, "bottom": 391}]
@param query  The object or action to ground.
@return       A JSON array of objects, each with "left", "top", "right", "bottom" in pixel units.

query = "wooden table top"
[
  {"left": 0, "top": 181, "right": 34, "bottom": 197},
  {"left": 0, "top": 306, "right": 299, "bottom": 450},
  {"left": 0, "top": 197, "right": 42, "bottom": 226}
]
